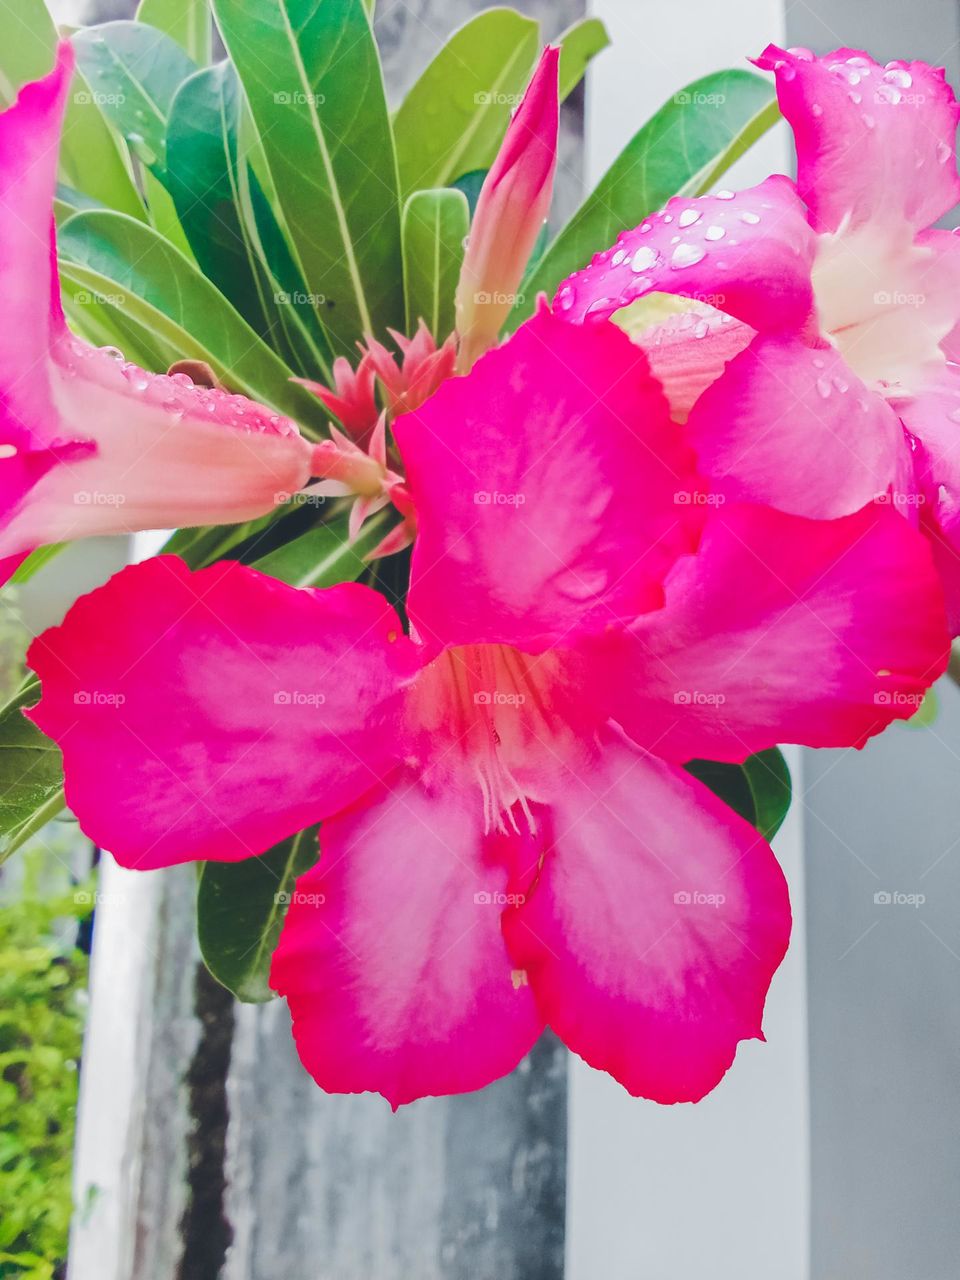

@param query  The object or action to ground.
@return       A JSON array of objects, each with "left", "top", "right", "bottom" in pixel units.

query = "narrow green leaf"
[
  {"left": 511, "top": 69, "right": 778, "bottom": 325},
  {"left": 167, "top": 63, "right": 332, "bottom": 379},
  {"left": 198, "top": 826, "right": 320, "bottom": 1002},
  {"left": 0, "top": 679, "right": 65, "bottom": 866},
  {"left": 213, "top": 0, "right": 404, "bottom": 352},
  {"left": 142, "top": 169, "right": 194, "bottom": 258},
  {"left": 57, "top": 210, "right": 329, "bottom": 433},
  {"left": 252, "top": 509, "right": 391, "bottom": 587},
  {"left": 393, "top": 8, "right": 539, "bottom": 195},
  {"left": 686, "top": 748, "right": 792, "bottom": 843},
  {"left": 72, "top": 22, "right": 198, "bottom": 180},
  {"left": 557, "top": 17, "right": 610, "bottom": 101},
  {"left": 60, "top": 260, "right": 178, "bottom": 369},
  {"left": 136, "top": 0, "right": 212, "bottom": 63},
  {"left": 0, "top": 0, "right": 143, "bottom": 218},
  {"left": 401, "top": 188, "right": 469, "bottom": 340},
  {"left": 9, "top": 545, "right": 66, "bottom": 586}
]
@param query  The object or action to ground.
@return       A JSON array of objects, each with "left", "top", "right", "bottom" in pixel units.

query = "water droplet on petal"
[
  {"left": 715, "top": 189, "right": 735, "bottom": 200},
  {"left": 938, "top": 141, "right": 953, "bottom": 165},
  {"left": 705, "top": 225, "right": 725, "bottom": 241},
  {"left": 740, "top": 211, "right": 761, "bottom": 225},
  {"left": 671, "top": 243, "right": 705, "bottom": 269},
  {"left": 611, "top": 249, "right": 627, "bottom": 266},
  {"left": 816, "top": 377, "right": 832, "bottom": 399},
  {"left": 678, "top": 208, "right": 702, "bottom": 228},
  {"left": 948, "top": 406, "right": 960, "bottom": 424},
  {"left": 812, "top": 103, "right": 823, "bottom": 116},
  {"left": 883, "top": 67, "right": 913, "bottom": 89},
  {"left": 0, "top": 443, "right": 18, "bottom": 459},
  {"left": 631, "top": 246, "right": 659, "bottom": 272}
]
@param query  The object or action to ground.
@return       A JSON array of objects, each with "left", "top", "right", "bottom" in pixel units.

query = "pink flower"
[
  {"left": 455, "top": 46, "right": 560, "bottom": 372},
  {"left": 556, "top": 47, "right": 960, "bottom": 623},
  {"left": 0, "top": 47, "right": 318, "bottom": 582},
  {"left": 27, "top": 304, "right": 949, "bottom": 1106}
]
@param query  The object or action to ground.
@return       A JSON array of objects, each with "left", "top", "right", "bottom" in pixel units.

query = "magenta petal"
[
  {"left": 395, "top": 304, "right": 702, "bottom": 653},
  {"left": 26, "top": 558, "right": 421, "bottom": 868},
  {"left": 270, "top": 773, "right": 544, "bottom": 1107},
  {"left": 0, "top": 47, "right": 315, "bottom": 568},
  {"left": 636, "top": 308, "right": 755, "bottom": 423},
  {"left": 611, "top": 502, "right": 949, "bottom": 762},
  {"left": 555, "top": 175, "right": 817, "bottom": 333},
  {"left": 503, "top": 736, "right": 791, "bottom": 1103},
  {"left": 754, "top": 46, "right": 960, "bottom": 235},
  {"left": 686, "top": 333, "right": 908, "bottom": 517}
]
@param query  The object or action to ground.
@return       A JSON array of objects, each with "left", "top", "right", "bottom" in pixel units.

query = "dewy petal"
[
  {"left": 26, "top": 557, "right": 420, "bottom": 869},
  {"left": 686, "top": 333, "right": 909, "bottom": 517},
  {"left": 395, "top": 304, "right": 702, "bottom": 654},
  {"left": 754, "top": 46, "right": 960, "bottom": 235},
  {"left": 631, "top": 306, "right": 755, "bottom": 423},
  {"left": 502, "top": 734, "right": 791, "bottom": 1104},
  {"left": 608, "top": 502, "right": 949, "bottom": 763},
  {"left": 554, "top": 175, "right": 818, "bottom": 334},
  {"left": 0, "top": 46, "right": 315, "bottom": 571},
  {"left": 270, "top": 772, "right": 544, "bottom": 1107}
]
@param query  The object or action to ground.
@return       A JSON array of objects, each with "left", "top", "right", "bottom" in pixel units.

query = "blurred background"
[{"left": 1, "top": 0, "right": 958, "bottom": 1277}]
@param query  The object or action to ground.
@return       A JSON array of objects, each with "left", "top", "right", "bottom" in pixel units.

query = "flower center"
[{"left": 408, "top": 643, "right": 590, "bottom": 835}]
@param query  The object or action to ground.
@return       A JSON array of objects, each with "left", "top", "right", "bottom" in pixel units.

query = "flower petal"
[
  {"left": 26, "top": 557, "right": 420, "bottom": 868},
  {"left": 271, "top": 773, "right": 544, "bottom": 1107},
  {"left": 632, "top": 307, "right": 755, "bottom": 423},
  {"left": 0, "top": 46, "right": 315, "bottom": 570},
  {"left": 554, "top": 175, "right": 817, "bottom": 334},
  {"left": 686, "top": 333, "right": 908, "bottom": 517},
  {"left": 754, "top": 46, "right": 960, "bottom": 235},
  {"left": 502, "top": 735, "right": 791, "bottom": 1103},
  {"left": 608, "top": 502, "right": 949, "bottom": 762},
  {"left": 395, "top": 303, "right": 702, "bottom": 653}
]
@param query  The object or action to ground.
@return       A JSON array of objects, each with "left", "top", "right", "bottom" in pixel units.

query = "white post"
[{"left": 566, "top": 4, "right": 810, "bottom": 1277}]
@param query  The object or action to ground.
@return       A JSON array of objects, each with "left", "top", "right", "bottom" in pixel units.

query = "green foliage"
[
  {"left": 0, "top": 856, "right": 90, "bottom": 1278},
  {"left": 687, "top": 749, "right": 793, "bottom": 843}
]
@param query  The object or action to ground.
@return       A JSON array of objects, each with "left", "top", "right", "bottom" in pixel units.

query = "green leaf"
[
  {"left": 252, "top": 508, "right": 391, "bottom": 586},
  {"left": 905, "top": 686, "right": 939, "bottom": 729},
  {"left": 166, "top": 63, "right": 332, "bottom": 379},
  {"left": 213, "top": 0, "right": 404, "bottom": 352},
  {"left": 0, "top": 0, "right": 143, "bottom": 218},
  {"left": 57, "top": 209, "right": 329, "bottom": 433},
  {"left": 511, "top": 69, "right": 778, "bottom": 324},
  {"left": 72, "top": 21, "right": 198, "bottom": 180},
  {"left": 9, "top": 545, "right": 66, "bottom": 586},
  {"left": 401, "top": 188, "right": 469, "bottom": 341},
  {"left": 0, "top": 679, "right": 65, "bottom": 866},
  {"left": 686, "top": 748, "right": 792, "bottom": 843},
  {"left": 557, "top": 17, "right": 609, "bottom": 101},
  {"left": 142, "top": 169, "right": 194, "bottom": 258},
  {"left": 393, "top": 7, "right": 539, "bottom": 195},
  {"left": 136, "top": 0, "right": 212, "bottom": 63},
  {"left": 197, "top": 826, "right": 320, "bottom": 1002}
]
